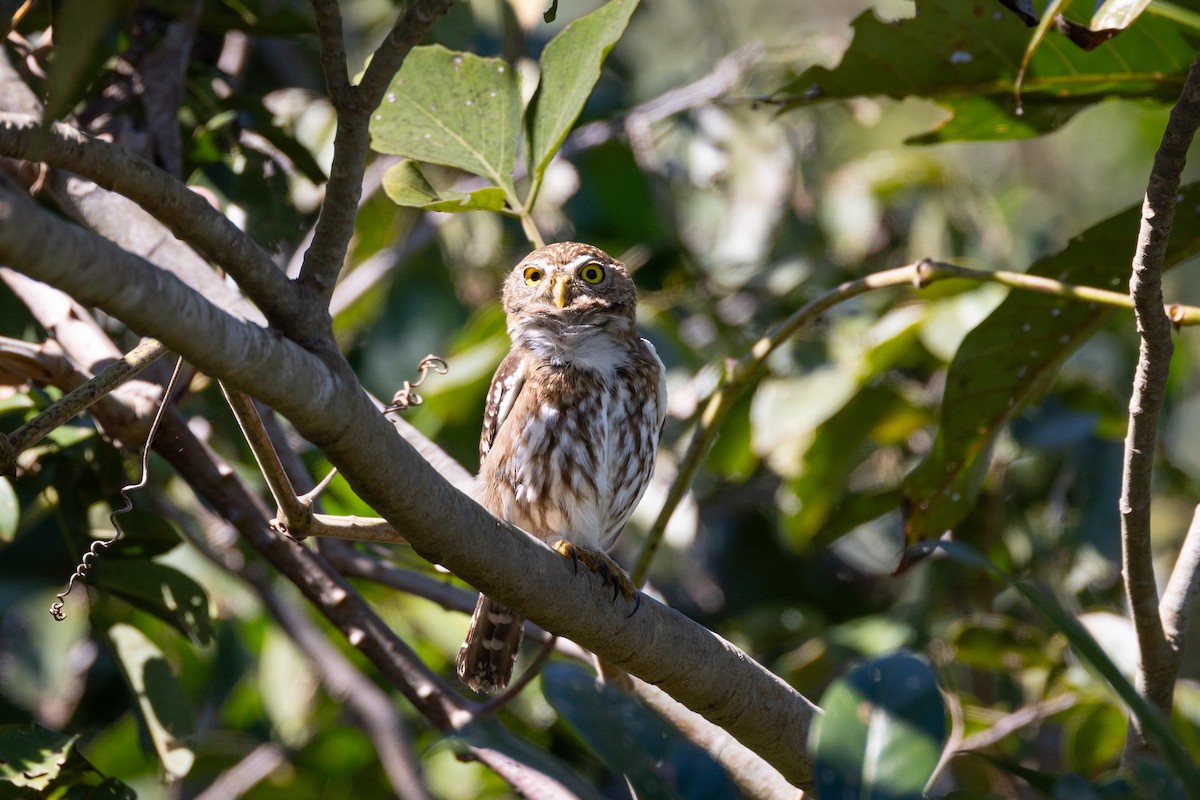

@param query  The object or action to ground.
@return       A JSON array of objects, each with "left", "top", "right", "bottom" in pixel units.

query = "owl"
[{"left": 456, "top": 242, "right": 667, "bottom": 693}]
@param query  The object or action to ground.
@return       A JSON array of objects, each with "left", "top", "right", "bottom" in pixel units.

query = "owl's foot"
[{"left": 551, "top": 539, "right": 640, "bottom": 616}]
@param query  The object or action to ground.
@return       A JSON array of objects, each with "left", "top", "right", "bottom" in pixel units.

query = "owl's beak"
[{"left": 551, "top": 273, "right": 572, "bottom": 309}]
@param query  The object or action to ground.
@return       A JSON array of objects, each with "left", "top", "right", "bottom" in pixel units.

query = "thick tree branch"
[
  {"left": 0, "top": 112, "right": 296, "bottom": 329},
  {"left": 1119, "top": 52, "right": 1200, "bottom": 759},
  {"left": 0, "top": 176, "right": 819, "bottom": 788},
  {"left": 296, "top": 0, "right": 453, "bottom": 304}
]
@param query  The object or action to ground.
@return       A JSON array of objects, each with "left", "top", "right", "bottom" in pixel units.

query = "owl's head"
[{"left": 501, "top": 242, "right": 638, "bottom": 330}]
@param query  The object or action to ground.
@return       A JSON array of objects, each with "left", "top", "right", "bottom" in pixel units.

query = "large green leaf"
[
  {"left": 105, "top": 622, "right": 195, "bottom": 780},
  {"left": 541, "top": 663, "right": 738, "bottom": 800},
  {"left": 381, "top": 159, "right": 508, "bottom": 212},
  {"left": 901, "top": 181, "right": 1200, "bottom": 548},
  {"left": 370, "top": 45, "right": 522, "bottom": 196},
  {"left": 526, "top": 0, "right": 640, "bottom": 186},
  {"left": 0, "top": 476, "right": 16, "bottom": 544},
  {"left": 91, "top": 558, "right": 214, "bottom": 645},
  {"left": 775, "top": 0, "right": 1199, "bottom": 143},
  {"left": 810, "top": 651, "right": 947, "bottom": 800}
]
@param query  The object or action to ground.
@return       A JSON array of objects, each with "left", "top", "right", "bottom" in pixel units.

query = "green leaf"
[
  {"left": 810, "top": 651, "right": 947, "bottom": 800},
  {"left": 937, "top": 541, "right": 1200, "bottom": 796},
  {"left": 370, "top": 45, "right": 522, "bottom": 195},
  {"left": 0, "top": 476, "right": 17, "bottom": 544},
  {"left": 526, "top": 0, "right": 640, "bottom": 186},
  {"left": 104, "top": 622, "right": 196, "bottom": 780},
  {"left": 901, "top": 181, "right": 1200, "bottom": 547},
  {"left": 1091, "top": 0, "right": 1154, "bottom": 31},
  {"left": 947, "top": 613, "right": 1059, "bottom": 670},
  {"left": 775, "top": 0, "right": 1199, "bottom": 143},
  {"left": 44, "top": 0, "right": 134, "bottom": 123},
  {"left": 542, "top": 663, "right": 738, "bottom": 800},
  {"left": 0, "top": 724, "right": 79, "bottom": 791},
  {"left": 1063, "top": 701, "right": 1126, "bottom": 774},
  {"left": 783, "top": 383, "right": 923, "bottom": 549},
  {"left": 381, "top": 160, "right": 508, "bottom": 212},
  {"left": 90, "top": 558, "right": 214, "bottom": 645}
]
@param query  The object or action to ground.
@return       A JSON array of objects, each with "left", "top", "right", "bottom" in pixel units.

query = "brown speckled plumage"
[{"left": 456, "top": 242, "right": 667, "bottom": 693}]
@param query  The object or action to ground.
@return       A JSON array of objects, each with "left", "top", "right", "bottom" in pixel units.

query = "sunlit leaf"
[
  {"left": 0, "top": 724, "right": 77, "bottom": 790},
  {"left": 0, "top": 476, "right": 16, "bottom": 543},
  {"left": 371, "top": 45, "right": 522, "bottom": 195},
  {"left": 104, "top": 623, "right": 196, "bottom": 780},
  {"left": 527, "top": 0, "right": 640, "bottom": 187},
  {"left": 1091, "top": 0, "right": 1155, "bottom": 32},
  {"left": 91, "top": 558, "right": 214, "bottom": 645},
  {"left": 542, "top": 662, "right": 738, "bottom": 800},
  {"left": 382, "top": 160, "right": 508, "bottom": 212},
  {"left": 810, "top": 651, "right": 947, "bottom": 800},
  {"left": 1063, "top": 701, "right": 1126, "bottom": 773},
  {"left": 902, "top": 181, "right": 1200, "bottom": 549},
  {"left": 775, "top": 0, "right": 1198, "bottom": 143}
]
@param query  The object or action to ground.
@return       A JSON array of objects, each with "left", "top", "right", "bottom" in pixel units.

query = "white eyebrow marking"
[{"left": 566, "top": 253, "right": 603, "bottom": 271}]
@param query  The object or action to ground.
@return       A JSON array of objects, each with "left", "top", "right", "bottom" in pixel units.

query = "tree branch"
[
  {"left": 0, "top": 178, "right": 820, "bottom": 788},
  {"left": 1119, "top": 52, "right": 1200, "bottom": 760},
  {"left": 1161, "top": 505, "right": 1200, "bottom": 681},
  {"left": 0, "top": 112, "right": 295, "bottom": 329},
  {"left": 296, "top": 0, "right": 453, "bottom": 304}
]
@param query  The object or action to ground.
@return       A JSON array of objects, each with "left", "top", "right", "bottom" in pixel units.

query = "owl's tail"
[{"left": 456, "top": 594, "right": 525, "bottom": 693}]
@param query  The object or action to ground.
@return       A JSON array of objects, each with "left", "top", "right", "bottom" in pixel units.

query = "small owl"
[{"left": 456, "top": 242, "right": 667, "bottom": 693}]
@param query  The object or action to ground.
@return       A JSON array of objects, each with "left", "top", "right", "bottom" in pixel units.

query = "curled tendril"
[
  {"left": 384, "top": 354, "right": 448, "bottom": 414},
  {"left": 50, "top": 355, "right": 185, "bottom": 621}
]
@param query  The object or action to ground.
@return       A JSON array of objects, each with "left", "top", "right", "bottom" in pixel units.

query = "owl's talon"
[{"left": 551, "top": 539, "right": 639, "bottom": 609}]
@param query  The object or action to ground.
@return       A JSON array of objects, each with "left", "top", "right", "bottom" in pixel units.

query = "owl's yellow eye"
[
  {"left": 524, "top": 267, "right": 543, "bottom": 285},
  {"left": 580, "top": 263, "right": 605, "bottom": 284}
]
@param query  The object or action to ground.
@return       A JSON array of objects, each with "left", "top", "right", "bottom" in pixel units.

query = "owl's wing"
[{"left": 479, "top": 350, "right": 527, "bottom": 462}]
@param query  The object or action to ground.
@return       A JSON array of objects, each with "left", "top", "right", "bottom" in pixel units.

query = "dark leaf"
[
  {"left": 998, "top": 0, "right": 1039, "bottom": 26},
  {"left": 44, "top": 0, "right": 133, "bottom": 123},
  {"left": 90, "top": 558, "right": 213, "bottom": 644},
  {"left": 104, "top": 622, "right": 195, "bottom": 779},
  {"left": 811, "top": 651, "right": 947, "bottom": 800},
  {"left": 542, "top": 663, "right": 738, "bottom": 800}
]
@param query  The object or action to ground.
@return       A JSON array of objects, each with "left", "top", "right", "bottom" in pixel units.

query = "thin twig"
[
  {"left": 194, "top": 742, "right": 288, "bottom": 800},
  {"left": 221, "top": 384, "right": 311, "bottom": 532},
  {"left": 49, "top": 355, "right": 184, "bottom": 620},
  {"left": 2, "top": 338, "right": 167, "bottom": 472},
  {"left": 1119, "top": 51, "right": 1200, "bottom": 761},
  {"left": 957, "top": 693, "right": 1079, "bottom": 752}
]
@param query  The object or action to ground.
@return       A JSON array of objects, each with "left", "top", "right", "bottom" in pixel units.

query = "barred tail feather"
[{"left": 456, "top": 594, "right": 524, "bottom": 693}]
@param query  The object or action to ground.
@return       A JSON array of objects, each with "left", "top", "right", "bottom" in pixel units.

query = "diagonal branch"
[
  {"left": 1119, "top": 50, "right": 1200, "bottom": 761},
  {"left": 0, "top": 168, "right": 819, "bottom": 789}
]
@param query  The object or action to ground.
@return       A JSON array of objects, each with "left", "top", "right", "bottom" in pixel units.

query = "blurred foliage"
[{"left": 4, "top": 0, "right": 1200, "bottom": 797}]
